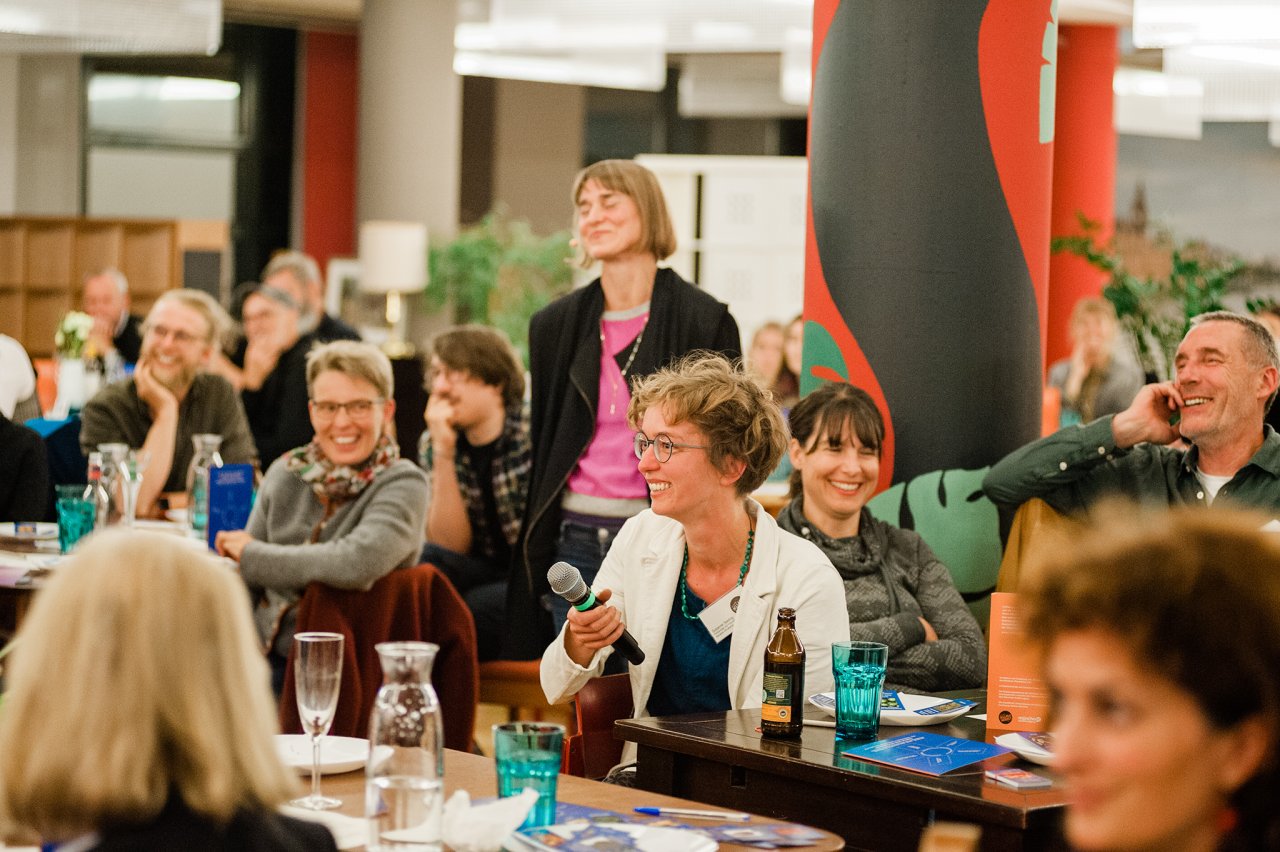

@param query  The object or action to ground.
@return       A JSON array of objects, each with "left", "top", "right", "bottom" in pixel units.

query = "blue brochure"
[
  {"left": 843, "top": 731, "right": 1012, "bottom": 776},
  {"left": 206, "top": 464, "right": 254, "bottom": 549}
]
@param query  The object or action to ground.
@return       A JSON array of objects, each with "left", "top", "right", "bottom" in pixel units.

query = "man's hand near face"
[{"left": 1111, "top": 381, "right": 1184, "bottom": 449}]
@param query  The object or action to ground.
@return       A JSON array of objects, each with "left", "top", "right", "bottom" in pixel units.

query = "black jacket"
[
  {"left": 0, "top": 415, "right": 50, "bottom": 522},
  {"left": 502, "top": 267, "right": 741, "bottom": 659},
  {"left": 114, "top": 314, "right": 143, "bottom": 364},
  {"left": 240, "top": 333, "right": 316, "bottom": 467},
  {"left": 90, "top": 794, "right": 338, "bottom": 851}
]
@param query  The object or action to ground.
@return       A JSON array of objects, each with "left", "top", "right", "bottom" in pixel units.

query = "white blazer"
[{"left": 541, "top": 499, "right": 850, "bottom": 762}]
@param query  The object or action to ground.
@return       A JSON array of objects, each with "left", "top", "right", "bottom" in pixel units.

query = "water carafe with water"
[
  {"left": 185, "top": 434, "right": 223, "bottom": 537},
  {"left": 366, "top": 641, "right": 444, "bottom": 852}
]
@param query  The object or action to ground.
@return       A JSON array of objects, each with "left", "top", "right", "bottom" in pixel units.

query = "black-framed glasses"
[
  {"left": 634, "top": 432, "right": 709, "bottom": 463},
  {"left": 310, "top": 399, "right": 383, "bottom": 420}
]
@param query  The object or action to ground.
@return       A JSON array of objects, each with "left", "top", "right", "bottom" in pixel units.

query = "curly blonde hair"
[{"left": 628, "top": 351, "right": 786, "bottom": 496}]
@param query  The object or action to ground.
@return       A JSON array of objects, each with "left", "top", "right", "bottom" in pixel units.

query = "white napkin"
[
  {"left": 441, "top": 788, "right": 540, "bottom": 852},
  {"left": 280, "top": 805, "right": 367, "bottom": 850}
]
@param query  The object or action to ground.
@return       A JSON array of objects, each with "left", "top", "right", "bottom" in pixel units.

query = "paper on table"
[
  {"left": 443, "top": 788, "right": 539, "bottom": 852},
  {"left": 280, "top": 805, "right": 366, "bottom": 850}
]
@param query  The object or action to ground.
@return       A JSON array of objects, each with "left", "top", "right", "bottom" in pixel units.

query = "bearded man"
[{"left": 81, "top": 289, "right": 257, "bottom": 517}]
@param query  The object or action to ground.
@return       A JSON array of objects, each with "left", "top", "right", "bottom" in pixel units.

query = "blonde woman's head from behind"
[{"left": 0, "top": 529, "right": 296, "bottom": 842}]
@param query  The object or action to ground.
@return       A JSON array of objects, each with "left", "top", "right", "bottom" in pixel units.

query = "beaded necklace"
[
  {"left": 600, "top": 317, "right": 648, "bottom": 416},
  {"left": 679, "top": 529, "right": 755, "bottom": 621}
]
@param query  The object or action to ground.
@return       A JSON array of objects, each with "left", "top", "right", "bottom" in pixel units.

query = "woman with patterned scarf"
[{"left": 216, "top": 340, "right": 428, "bottom": 693}]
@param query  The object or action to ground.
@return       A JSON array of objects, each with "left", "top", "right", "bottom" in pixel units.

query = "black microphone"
[{"left": 547, "top": 561, "right": 646, "bottom": 665}]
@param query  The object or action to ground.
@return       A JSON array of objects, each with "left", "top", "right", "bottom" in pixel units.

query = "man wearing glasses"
[
  {"left": 81, "top": 289, "right": 256, "bottom": 518},
  {"left": 419, "top": 325, "right": 531, "bottom": 662}
]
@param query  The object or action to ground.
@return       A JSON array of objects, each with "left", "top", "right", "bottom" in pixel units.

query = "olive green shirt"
[
  {"left": 80, "top": 373, "right": 257, "bottom": 492},
  {"left": 983, "top": 415, "right": 1280, "bottom": 516}
]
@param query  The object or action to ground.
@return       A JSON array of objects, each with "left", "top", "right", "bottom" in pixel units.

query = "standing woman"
[{"left": 508, "top": 160, "right": 741, "bottom": 659}]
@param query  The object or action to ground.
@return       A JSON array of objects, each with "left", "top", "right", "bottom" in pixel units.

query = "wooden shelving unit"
[{"left": 0, "top": 217, "right": 229, "bottom": 358}]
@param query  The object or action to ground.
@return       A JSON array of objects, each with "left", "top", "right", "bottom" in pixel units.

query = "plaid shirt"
[{"left": 419, "top": 402, "right": 531, "bottom": 563}]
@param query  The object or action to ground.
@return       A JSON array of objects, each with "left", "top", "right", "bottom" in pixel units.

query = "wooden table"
[
  {"left": 325, "top": 749, "right": 844, "bottom": 850},
  {"left": 617, "top": 694, "right": 1067, "bottom": 852}
]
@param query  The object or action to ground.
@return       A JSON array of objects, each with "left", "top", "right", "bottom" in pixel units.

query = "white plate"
[
  {"left": 165, "top": 508, "right": 188, "bottom": 524},
  {"left": 274, "top": 735, "right": 369, "bottom": 775},
  {"left": 511, "top": 825, "right": 716, "bottom": 852},
  {"left": 809, "top": 692, "right": 977, "bottom": 726},
  {"left": 995, "top": 732, "right": 1055, "bottom": 766},
  {"left": 1, "top": 522, "right": 57, "bottom": 540}
]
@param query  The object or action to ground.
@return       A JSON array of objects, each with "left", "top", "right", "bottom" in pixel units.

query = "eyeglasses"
[
  {"left": 310, "top": 399, "right": 383, "bottom": 420},
  {"left": 634, "top": 432, "right": 709, "bottom": 463},
  {"left": 143, "top": 324, "right": 205, "bottom": 346}
]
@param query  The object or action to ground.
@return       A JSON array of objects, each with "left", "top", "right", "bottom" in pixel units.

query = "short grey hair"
[
  {"left": 147, "top": 289, "right": 231, "bottom": 347},
  {"left": 84, "top": 267, "right": 128, "bottom": 296},
  {"left": 1190, "top": 311, "right": 1280, "bottom": 372},
  {"left": 262, "top": 250, "right": 322, "bottom": 289},
  {"left": 306, "top": 340, "right": 394, "bottom": 400}
]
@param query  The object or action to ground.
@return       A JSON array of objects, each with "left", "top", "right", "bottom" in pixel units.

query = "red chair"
[
  {"left": 279, "top": 563, "right": 479, "bottom": 752},
  {"left": 561, "top": 673, "right": 633, "bottom": 780}
]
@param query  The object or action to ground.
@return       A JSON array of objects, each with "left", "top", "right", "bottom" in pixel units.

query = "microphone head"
[{"left": 547, "top": 561, "right": 588, "bottom": 601}]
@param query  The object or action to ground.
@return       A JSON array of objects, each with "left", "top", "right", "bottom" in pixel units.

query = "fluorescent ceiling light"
[
  {"left": 0, "top": 0, "right": 221, "bottom": 54},
  {"left": 1132, "top": 0, "right": 1280, "bottom": 48},
  {"left": 454, "top": 49, "right": 666, "bottom": 91}
]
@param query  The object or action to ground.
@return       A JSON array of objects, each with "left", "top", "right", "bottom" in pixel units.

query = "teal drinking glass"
[
  {"left": 832, "top": 641, "right": 888, "bottom": 739},
  {"left": 55, "top": 484, "right": 95, "bottom": 554},
  {"left": 493, "top": 722, "right": 564, "bottom": 828}
]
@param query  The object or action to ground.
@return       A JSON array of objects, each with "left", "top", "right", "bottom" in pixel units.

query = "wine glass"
[
  {"left": 291, "top": 631, "right": 345, "bottom": 810},
  {"left": 119, "top": 449, "right": 151, "bottom": 528}
]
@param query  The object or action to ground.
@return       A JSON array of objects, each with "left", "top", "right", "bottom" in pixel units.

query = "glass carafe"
[
  {"left": 366, "top": 641, "right": 444, "bottom": 852},
  {"left": 97, "top": 442, "right": 129, "bottom": 524},
  {"left": 185, "top": 434, "right": 224, "bottom": 538}
]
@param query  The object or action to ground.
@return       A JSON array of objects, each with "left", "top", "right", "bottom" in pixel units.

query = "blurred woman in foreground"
[
  {"left": 541, "top": 353, "right": 847, "bottom": 753},
  {"left": 0, "top": 530, "right": 336, "bottom": 850},
  {"left": 1021, "top": 508, "right": 1279, "bottom": 852}
]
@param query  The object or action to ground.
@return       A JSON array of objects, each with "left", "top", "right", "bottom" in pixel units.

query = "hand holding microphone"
[{"left": 547, "top": 561, "right": 646, "bottom": 665}]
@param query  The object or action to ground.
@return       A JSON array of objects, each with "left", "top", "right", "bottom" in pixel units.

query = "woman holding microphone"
[{"left": 540, "top": 354, "right": 847, "bottom": 759}]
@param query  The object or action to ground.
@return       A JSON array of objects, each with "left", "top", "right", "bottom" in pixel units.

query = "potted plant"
[
  {"left": 423, "top": 206, "right": 574, "bottom": 366},
  {"left": 1053, "top": 217, "right": 1242, "bottom": 381}
]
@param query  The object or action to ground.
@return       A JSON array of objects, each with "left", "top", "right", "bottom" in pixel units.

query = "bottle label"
[{"left": 761, "top": 671, "right": 795, "bottom": 722}]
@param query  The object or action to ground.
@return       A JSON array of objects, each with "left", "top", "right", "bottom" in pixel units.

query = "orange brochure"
[{"left": 985, "top": 592, "right": 1051, "bottom": 732}]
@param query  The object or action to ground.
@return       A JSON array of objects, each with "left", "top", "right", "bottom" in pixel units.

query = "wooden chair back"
[{"left": 561, "top": 673, "right": 633, "bottom": 779}]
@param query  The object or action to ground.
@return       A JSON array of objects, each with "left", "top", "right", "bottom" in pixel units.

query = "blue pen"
[{"left": 635, "top": 806, "right": 751, "bottom": 821}]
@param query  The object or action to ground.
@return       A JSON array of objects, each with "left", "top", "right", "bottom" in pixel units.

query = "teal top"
[
  {"left": 983, "top": 415, "right": 1280, "bottom": 516},
  {"left": 646, "top": 583, "right": 733, "bottom": 716}
]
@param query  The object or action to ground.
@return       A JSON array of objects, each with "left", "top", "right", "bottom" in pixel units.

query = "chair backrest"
[
  {"left": 561, "top": 673, "right": 632, "bottom": 779},
  {"left": 995, "top": 497, "right": 1079, "bottom": 594},
  {"left": 278, "top": 562, "right": 479, "bottom": 752}
]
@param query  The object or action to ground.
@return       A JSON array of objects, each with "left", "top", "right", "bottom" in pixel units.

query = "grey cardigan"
[
  {"left": 777, "top": 498, "right": 986, "bottom": 693},
  {"left": 240, "top": 456, "right": 428, "bottom": 657}
]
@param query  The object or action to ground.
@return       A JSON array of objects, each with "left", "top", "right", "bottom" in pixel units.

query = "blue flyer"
[
  {"left": 843, "top": 731, "right": 1012, "bottom": 776},
  {"left": 206, "top": 464, "right": 254, "bottom": 549}
]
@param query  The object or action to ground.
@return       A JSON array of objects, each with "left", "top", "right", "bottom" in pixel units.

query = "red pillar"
[
  {"left": 1047, "top": 24, "right": 1117, "bottom": 370},
  {"left": 300, "top": 30, "right": 360, "bottom": 273}
]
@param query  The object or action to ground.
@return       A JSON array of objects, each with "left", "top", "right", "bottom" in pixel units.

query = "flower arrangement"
[{"left": 54, "top": 311, "right": 95, "bottom": 359}]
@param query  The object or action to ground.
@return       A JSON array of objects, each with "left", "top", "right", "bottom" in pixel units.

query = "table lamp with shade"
[{"left": 358, "top": 220, "right": 428, "bottom": 357}]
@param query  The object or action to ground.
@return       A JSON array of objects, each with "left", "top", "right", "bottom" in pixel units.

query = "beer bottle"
[{"left": 761, "top": 607, "right": 805, "bottom": 738}]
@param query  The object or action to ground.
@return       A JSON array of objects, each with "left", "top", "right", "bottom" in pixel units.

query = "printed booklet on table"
[{"left": 843, "top": 731, "right": 1012, "bottom": 776}]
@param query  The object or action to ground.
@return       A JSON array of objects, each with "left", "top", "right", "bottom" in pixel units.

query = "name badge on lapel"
[{"left": 698, "top": 586, "right": 742, "bottom": 643}]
